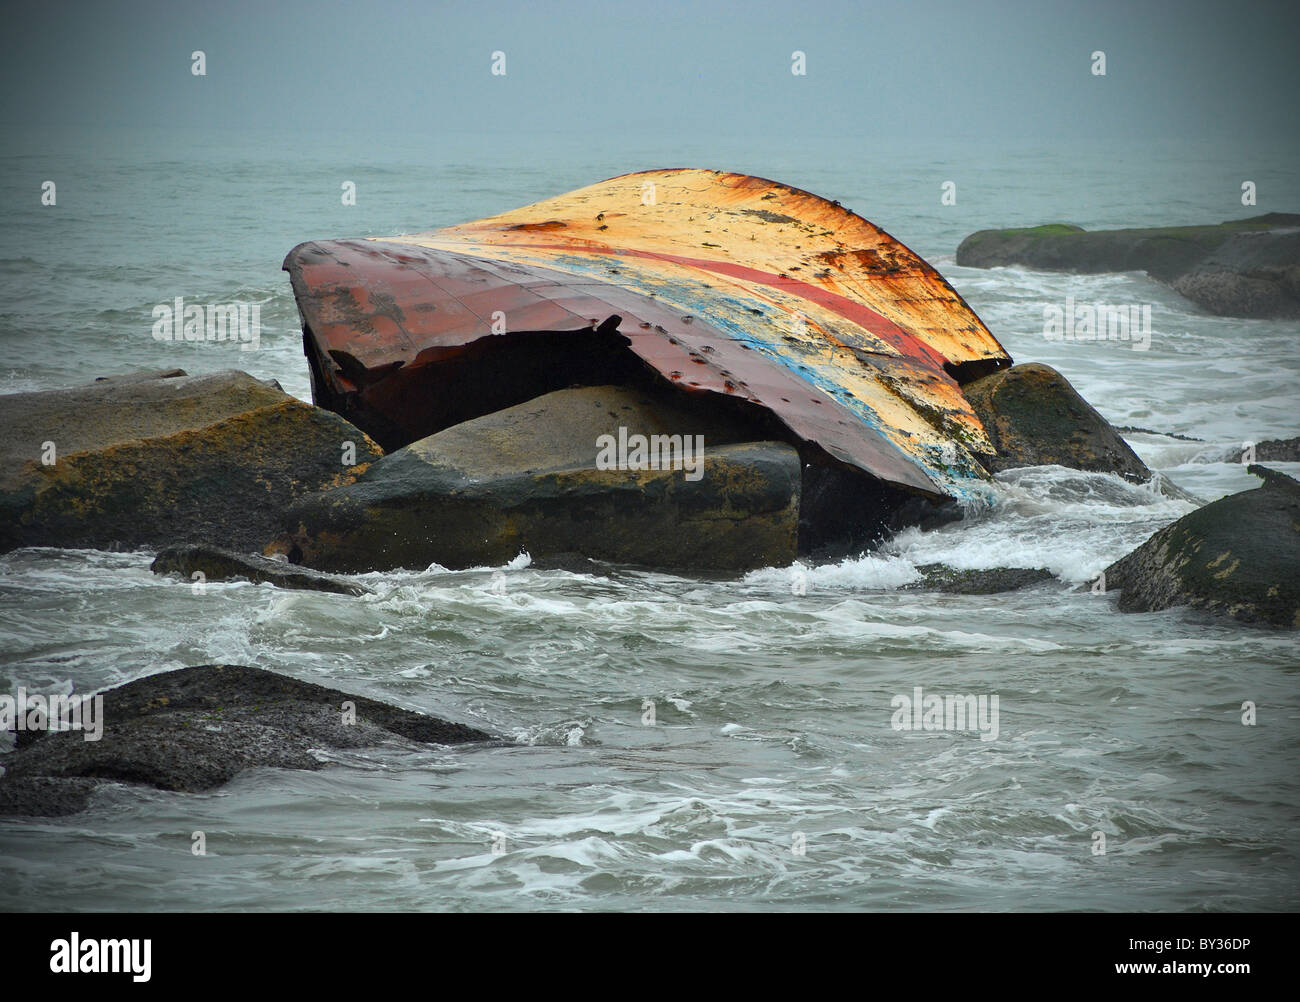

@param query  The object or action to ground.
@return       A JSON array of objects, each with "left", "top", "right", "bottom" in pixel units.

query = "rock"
[
  {"left": 271, "top": 384, "right": 801, "bottom": 573},
  {"left": 1116, "top": 425, "right": 1204, "bottom": 443},
  {"left": 955, "top": 214, "right": 1300, "bottom": 318},
  {"left": 957, "top": 223, "right": 1094, "bottom": 270},
  {"left": 908, "top": 564, "right": 1055, "bottom": 594},
  {"left": 0, "top": 370, "right": 384, "bottom": 554},
  {"left": 0, "top": 776, "right": 102, "bottom": 818},
  {"left": 92, "top": 368, "right": 188, "bottom": 385},
  {"left": 150, "top": 544, "right": 369, "bottom": 596},
  {"left": 1172, "top": 269, "right": 1299, "bottom": 318},
  {"left": 1102, "top": 466, "right": 1300, "bottom": 628},
  {"left": 1171, "top": 228, "right": 1300, "bottom": 317},
  {"left": 961, "top": 363, "right": 1151, "bottom": 481},
  {"left": 0, "top": 664, "right": 492, "bottom": 817},
  {"left": 1254, "top": 437, "right": 1300, "bottom": 462}
]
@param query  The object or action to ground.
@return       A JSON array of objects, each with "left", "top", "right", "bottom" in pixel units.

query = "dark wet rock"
[
  {"left": 1171, "top": 228, "right": 1300, "bottom": 318},
  {"left": 1103, "top": 466, "right": 1300, "bottom": 628},
  {"left": 1115, "top": 425, "right": 1204, "bottom": 443},
  {"left": 0, "top": 776, "right": 102, "bottom": 818},
  {"left": 272, "top": 385, "right": 802, "bottom": 574},
  {"left": 955, "top": 214, "right": 1300, "bottom": 318},
  {"left": 151, "top": 544, "right": 369, "bottom": 596},
  {"left": 92, "top": 368, "right": 188, "bottom": 385},
  {"left": 909, "top": 564, "right": 1055, "bottom": 594},
  {"left": 1171, "top": 268, "right": 1298, "bottom": 318},
  {"left": 0, "top": 664, "right": 492, "bottom": 817},
  {"left": 0, "top": 370, "right": 384, "bottom": 554},
  {"left": 961, "top": 363, "right": 1151, "bottom": 481},
  {"left": 1254, "top": 437, "right": 1300, "bottom": 462}
]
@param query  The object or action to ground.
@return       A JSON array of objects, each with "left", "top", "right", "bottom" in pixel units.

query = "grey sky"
[{"left": 2, "top": 0, "right": 1297, "bottom": 147}]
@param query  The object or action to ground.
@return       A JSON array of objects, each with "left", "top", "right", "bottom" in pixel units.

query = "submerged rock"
[
  {"left": 955, "top": 214, "right": 1300, "bottom": 318},
  {"left": 0, "top": 370, "right": 383, "bottom": 554},
  {"left": 151, "top": 544, "right": 369, "bottom": 596},
  {"left": 0, "top": 664, "right": 492, "bottom": 817},
  {"left": 272, "top": 385, "right": 801, "bottom": 573},
  {"left": 961, "top": 363, "right": 1151, "bottom": 481},
  {"left": 909, "top": 564, "right": 1055, "bottom": 594},
  {"left": 1103, "top": 466, "right": 1300, "bottom": 628}
]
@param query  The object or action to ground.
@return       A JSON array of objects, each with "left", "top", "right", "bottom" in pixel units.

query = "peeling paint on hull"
[{"left": 283, "top": 169, "right": 1012, "bottom": 502}]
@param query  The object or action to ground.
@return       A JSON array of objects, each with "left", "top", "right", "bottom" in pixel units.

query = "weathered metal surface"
[{"left": 284, "top": 169, "right": 1012, "bottom": 500}]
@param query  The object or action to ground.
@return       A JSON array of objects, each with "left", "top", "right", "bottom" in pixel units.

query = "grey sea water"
[{"left": 0, "top": 127, "right": 1297, "bottom": 911}]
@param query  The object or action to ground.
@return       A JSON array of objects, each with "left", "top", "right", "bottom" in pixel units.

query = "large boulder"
[
  {"left": 1103, "top": 466, "right": 1300, "bottom": 628},
  {"left": 0, "top": 369, "right": 383, "bottom": 553},
  {"left": 961, "top": 363, "right": 1151, "bottom": 480},
  {"left": 272, "top": 384, "right": 801, "bottom": 573},
  {"left": 0, "top": 664, "right": 492, "bottom": 817},
  {"left": 955, "top": 214, "right": 1300, "bottom": 318}
]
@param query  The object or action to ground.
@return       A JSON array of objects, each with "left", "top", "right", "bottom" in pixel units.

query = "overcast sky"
[{"left": 2, "top": 0, "right": 1297, "bottom": 147}]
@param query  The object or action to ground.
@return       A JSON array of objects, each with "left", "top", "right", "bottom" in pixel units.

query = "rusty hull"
[{"left": 283, "top": 169, "right": 1012, "bottom": 502}]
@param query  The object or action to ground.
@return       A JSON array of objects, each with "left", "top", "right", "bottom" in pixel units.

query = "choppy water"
[{"left": 0, "top": 128, "right": 1297, "bottom": 911}]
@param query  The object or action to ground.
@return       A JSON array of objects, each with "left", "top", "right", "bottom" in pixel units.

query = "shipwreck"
[{"left": 282, "top": 169, "right": 1014, "bottom": 563}]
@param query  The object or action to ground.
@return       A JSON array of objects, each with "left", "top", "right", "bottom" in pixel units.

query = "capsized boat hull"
[{"left": 284, "top": 168, "right": 1012, "bottom": 504}]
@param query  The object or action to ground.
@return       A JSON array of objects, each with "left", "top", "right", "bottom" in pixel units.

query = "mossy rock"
[
  {"left": 0, "top": 370, "right": 383, "bottom": 553},
  {"left": 961, "top": 363, "right": 1150, "bottom": 481}
]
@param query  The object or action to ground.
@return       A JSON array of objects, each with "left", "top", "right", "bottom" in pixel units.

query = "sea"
[{"left": 0, "top": 126, "right": 1296, "bottom": 911}]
